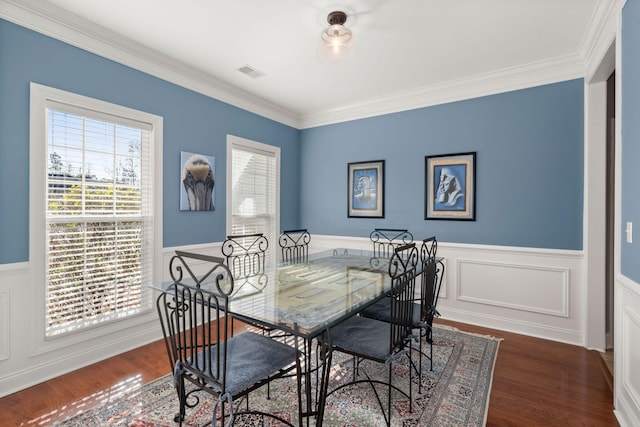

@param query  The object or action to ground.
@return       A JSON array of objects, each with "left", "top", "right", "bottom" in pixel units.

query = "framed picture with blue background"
[
  {"left": 348, "top": 160, "right": 385, "bottom": 218},
  {"left": 180, "top": 151, "right": 215, "bottom": 211},
  {"left": 425, "top": 152, "right": 476, "bottom": 221}
]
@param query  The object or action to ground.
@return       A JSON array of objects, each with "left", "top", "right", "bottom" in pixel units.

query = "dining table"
[{"left": 155, "top": 248, "right": 419, "bottom": 426}]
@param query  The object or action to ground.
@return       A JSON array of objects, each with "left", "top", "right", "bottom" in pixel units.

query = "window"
[
  {"left": 30, "top": 84, "right": 162, "bottom": 341},
  {"left": 226, "top": 135, "right": 280, "bottom": 266}
]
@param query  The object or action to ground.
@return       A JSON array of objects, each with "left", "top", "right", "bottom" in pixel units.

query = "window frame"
[
  {"left": 29, "top": 83, "right": 163, "bottom": 354},
  {"left": 226, "top": 134, "right": 280, "bottom": 266}
]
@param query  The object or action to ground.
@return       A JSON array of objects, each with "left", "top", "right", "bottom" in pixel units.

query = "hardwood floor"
[
  {"left": 0, "top": 319, "right": 618, "bottom": 426},
  {"left": 440, "top": 320, "right": 619, "bottom": 427}
]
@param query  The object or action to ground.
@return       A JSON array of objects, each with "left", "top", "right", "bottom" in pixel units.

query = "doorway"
[{"left": 604, "top": 71, "right": 615, "bottom": 375}]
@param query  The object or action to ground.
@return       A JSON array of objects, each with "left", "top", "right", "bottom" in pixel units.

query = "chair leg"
[
  {"left": 386, "top": 364, "right": 392, "bottom": 427},
  {"left": 418, "top": 329, "right": 424, "bottom": 394},
  {"left": 408, "top": 348, "right": 413, "bottom": 413},
  {"left": 316, "top": 336, "right": 333, "bottom": 426},
  {"left": 265, "top": 329, "right": 271, "bottom": 399},
  {"left": 429, "top": 330, "right": 433, "bottom": 371},
  {"left": 175, "top": 375, "right": 186, "bottom": 425},
  {"left": 352, "top": 356, "right": 357, "bottom": 381}
]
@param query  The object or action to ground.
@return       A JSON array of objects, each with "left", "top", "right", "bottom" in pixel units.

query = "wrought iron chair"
[
  {"left": 417, "top": 236, "right": 443, "bottom": 345},
  {"left": 360, "top": 237, "right": 444, "bottom": 393},
  {"left": 220, "top": 233, "right": 270, "bottom": 301},
  {"left": 221, "top": 232, "right": 285, "bottom": 400},
  {"left": 222, "top": 233, "right": 269, "bottom": 279},
  {"left": 221, "top": 233, "right": 272, "bottom": 332},
  {"left": 369, "top": 228, "right": 414, "bottom": 259},
  {"left": 156, "top": 251, "right": 300, "bottom": 426},
  {"left": 221, "top": 233, "right": 270, "bottom": 324},
  {"left": 278, "top": 229, "right": 311, "bottom": 264},
  {"left": 322, "top": 243, "right": 419, "bottom": 426}
]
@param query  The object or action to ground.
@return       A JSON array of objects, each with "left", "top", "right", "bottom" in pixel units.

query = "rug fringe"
[{"left": 434, "top": 323, "right": 504, "bottom": 342}]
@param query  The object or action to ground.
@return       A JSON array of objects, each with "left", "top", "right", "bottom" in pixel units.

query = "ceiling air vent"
[{"left": 238, "top": 65, "right": 265, "bottom": 79}]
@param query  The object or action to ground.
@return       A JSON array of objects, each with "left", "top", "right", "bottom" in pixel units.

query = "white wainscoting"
[
  {"left": 614, "top": 276, "right": 640, "bottom": 427},
  {"left": 0, "top": 242, "right": 239, "bottom": 398},
  {"left": 0, "top": 259, "right": 162, "bottom": 397},
  {"left": 312, "top": 235, "right": 585, "bottom": 345},
  {"left": 444, "top": 243, "right": 584, "bottom": 344},
  {"left": 456, "top": 259, "right": 569, "bottom": 318},
  {"left": 0, "top": 237, "right": 587, "bottom": 398},
  {"left": 0, "top": 263, "right": 21, "bottom": 363}
]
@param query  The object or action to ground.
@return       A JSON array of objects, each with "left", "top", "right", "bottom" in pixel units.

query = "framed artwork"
[
  {"left": 348, "top": 160, "right": 385, "bottom": 218},
  {"left": 180, "top": 151, "right": 215, "bottom": 211},
  {"left": 425, "top": 152, "right": 476, "bottom": 221}
]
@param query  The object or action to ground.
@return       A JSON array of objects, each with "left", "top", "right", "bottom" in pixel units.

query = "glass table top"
[{"left": 155, "top": 249, "right": 397, "bottom": 338}]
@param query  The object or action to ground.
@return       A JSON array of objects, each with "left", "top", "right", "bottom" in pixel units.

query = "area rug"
[{"left": 56, "top": 325, "right": 500, "bottom": 427}]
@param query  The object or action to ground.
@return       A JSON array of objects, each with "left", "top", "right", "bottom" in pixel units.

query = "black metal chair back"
[
  {"left": 419, "top": 236, "right": 444, "bottom": 342},
  {"left": 387, "top": 243, "right": 420, "bottom": 353},
  {"left": 157, "top": 251, "right": 298, "bottom": 426},
  {"left": 278, "top": 229, "right": 311, "bottom": 264},
  {"left": 222, "top": 233, "right": 269, "bottom": 278},
  {"left": 162, "top": 253, "right": 230, "bottom": 388},
  {"left": 370, "top": 228, "right": 414, "bottom": 258}
]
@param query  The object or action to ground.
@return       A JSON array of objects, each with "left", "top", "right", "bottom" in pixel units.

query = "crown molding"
[
  {"left": 0, "top": 0, "right": 301, "bottom": 128},
  {"left": 299, "top": 0, "right": 616, "bottom": 129},
  {"left": 298, "top": 54, "right": 585, "bottom": 129},
  {"left": 1, "top": 0, "right": 614, "bottom": 130},
  {"left": 581, "top": 0, "right": 625, "bottom": 82}
]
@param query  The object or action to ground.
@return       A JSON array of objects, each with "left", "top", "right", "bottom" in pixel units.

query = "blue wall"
[
  {"left": 0, "top": 19, "right": 300, "bottom": 264},
  {"left": 622, "top": 0, "right": 640, "bottom": 282},
  {"left": 300, "top": 80, "right": 584, "bottom": 250},
  {"left": 0, "top": 17, "right": 588, "bottom": 263}
]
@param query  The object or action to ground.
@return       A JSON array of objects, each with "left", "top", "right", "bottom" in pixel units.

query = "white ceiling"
[{"left": 8, "top": 0, "right": 607, "bottom": 128}]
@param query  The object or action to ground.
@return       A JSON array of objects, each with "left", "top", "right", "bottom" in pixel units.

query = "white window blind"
[
  {"left": 44, "top": 101, "right": 154, "bottom": 337},
  {"left": 228, "top": 136, "right": 279, "bottom": 267}
]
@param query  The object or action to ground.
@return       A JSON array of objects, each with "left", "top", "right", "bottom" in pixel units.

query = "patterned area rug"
[{"left": 57, "top": 325, "right": 500, "bottom": 427}]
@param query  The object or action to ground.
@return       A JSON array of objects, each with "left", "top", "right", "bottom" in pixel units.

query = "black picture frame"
[
  {"left": 348, "top": 160, "right": 385, "bottom": 218},
  {"left": 425, "top": 152, "right": 476, "bottom": 221}
]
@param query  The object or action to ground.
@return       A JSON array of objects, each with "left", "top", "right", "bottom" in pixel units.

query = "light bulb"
[
  {"left": 319, "top": 13, "right": 353, "bottom": 63},
  {"left": 332, "top": 35, "right": 341, "bottom": 53}
]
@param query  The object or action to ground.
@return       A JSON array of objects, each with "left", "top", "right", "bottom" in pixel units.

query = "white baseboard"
[{"left": 441, "top": 307, "right": 584, "bottom": 345}]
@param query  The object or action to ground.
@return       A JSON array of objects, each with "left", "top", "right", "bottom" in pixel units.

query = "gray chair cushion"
[
  {"left": 328, "top": 315, "right": 392, "bottom": 362},
  {"left": 191, "top": 331, "right": 296, "bottom": 397},
  {"left": 361, "top": 298, "right": 421, "bottom": 327}
]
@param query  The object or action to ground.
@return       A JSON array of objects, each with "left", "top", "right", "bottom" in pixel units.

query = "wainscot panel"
[
  {"left": 0, "top": 263, "right": 22, "bottom": 363},
  {"left": 615, "top": 276, "right": 640, "bottom": 427},
  {"left": 311, "top": 235, "right": 584, "bottom": 345},
  {"left": 0, "top": 260, "right": 160, "bottom": 398},
  {"left": 457, "top": 259, "right": 569, "bottom": 317}
]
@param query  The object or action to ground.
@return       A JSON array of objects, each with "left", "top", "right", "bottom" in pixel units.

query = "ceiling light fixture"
[{"left": 321, "top": 11, "right": 352, "bottom": 59}]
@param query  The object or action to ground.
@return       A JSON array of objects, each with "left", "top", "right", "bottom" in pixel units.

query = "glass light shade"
[
  {"left": 322, "top": 24, "right": 352, "bottom": 49},
  {"left": 318, "top": 24, "right": 352, "bottom": 63}
]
